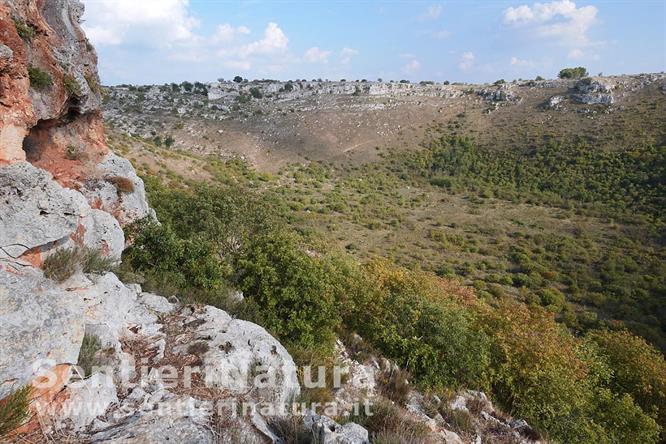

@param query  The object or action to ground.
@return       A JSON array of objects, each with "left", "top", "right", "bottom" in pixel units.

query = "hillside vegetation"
[{"left": 110, "top": 76, "right": 666, "bottom": 443}]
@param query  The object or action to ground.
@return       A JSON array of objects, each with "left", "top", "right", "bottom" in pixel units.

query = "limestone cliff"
[
  {"left": 0, "top": 0, "right": 151, "bottom": 270},
  {"left": 0, "top": 2, "right": 299, "bottom": 442}
]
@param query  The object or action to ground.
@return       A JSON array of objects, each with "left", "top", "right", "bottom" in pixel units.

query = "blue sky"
[{"left": 81, "top": 0, "right": 666, "bottom": 85}]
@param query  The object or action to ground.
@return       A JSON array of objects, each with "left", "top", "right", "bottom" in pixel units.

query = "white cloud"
[
  {"left": 568, "top": 48, "right": 584, "bottom": 59},
  {"left": 83, "top": 0, "right": 295, "bottom": 79},
  {"left": 211, "top": 24, "right": 250, "bottom": 43},
  {"left": 223, "top": 60, "right": 252, "bottom": 71},
  {"left": 504, "top": 5, "right": 535, "bottom": 23},
  {"left": 239, "top": 23, "right": 289, "bottom": 58},
  {"left": 421, "top": 5, "right": 443, "bottom": 20},
  {"left": 503, "top": 0, "right": 598, "bottom": 46},
  {"left": 431, "top": 29, "right": 451, "bottom": 39},
  {"left": 402, "top": 59, "right": 421, "bottom": 74},
  {"left": 82, "top": 0, "right": 199, "bottom": 47},
  {"left": 340, "top": 47, "right": 360, "bottom": 64},
  {"left": 510, "top": 56, "right": 534, "bottom": 67},
  {"left": 304, "top": 47, "right": 332, "bottom": 63},
  {"left": 459, "top": 52, "right": 475, "bottom": 71}
]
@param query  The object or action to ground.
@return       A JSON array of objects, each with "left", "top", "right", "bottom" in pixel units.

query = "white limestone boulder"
[
  {"left": 0, "top": 269, "right": 85, "bottom": 398},
  {"left": 82, "top": 152, "right": 154, "bottom": 225}
]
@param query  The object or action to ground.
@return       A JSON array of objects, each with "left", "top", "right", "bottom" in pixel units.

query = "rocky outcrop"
[
  {"left": 573, "top": 77, "right": 614, "bottom": 105},
  {"left": 0, "top": 0, "right": 104, "bottom": 166},
  {"left": 0, "top": 162, "right": 124, "bottom": 268},
  {"left": 0, "top": 269, "right": 85, "bottom": 399},
  {"left": 81, "top": 152, "right": 154, "bottom": 224},
  {"left": 545, "top": 95, "right": 565, "bottom": 110},
  {"left": 478, "top": 83, "right": 521, "bottom": 105},
  {"left": 19, "top": 278, "right": 299, "bottom": 443},
  {"left": 305, "top": 411, "right": 370, "bottom": 444},
  {"left": 0, "top": 0, "right": 148, "bottom": 219},
  {"left": 0, "top": 2, "right": 300, "bottom": 442}
]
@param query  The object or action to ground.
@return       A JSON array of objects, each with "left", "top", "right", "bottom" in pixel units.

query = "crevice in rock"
[
  {"left": 21, "top": 106, "right": 84, "bottom": 163},
  {"left": 22, "top": 118, "right": 57, "bottom": 162}
]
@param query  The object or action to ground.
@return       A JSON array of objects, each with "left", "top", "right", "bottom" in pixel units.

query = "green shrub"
[
  {"left": 538, "top": 288, "right": 566, "bottom": 312},
  {"left": 123, "top": 220, "right": 225, "bottom": 294},
  {"left": 558, "top": 67, "right": 589, "bottom": 79},
  {"left": 0, "top": 386, "right": 32, "bottom": 437},
  {"left": 28, "top": 67, "right": 52, "bottom": 90},
  {"left": 349, "top": 260, "right": 491, "bottom": 390},
  {"left": 77, "top": 334, "right": 102, "bottom": 377},
  {"left": 238, "top": 231, "right": 340, "bottom": 349},
  {"left": 481, "top": 300, "right": 661, "bottom": 443},
  {"left": 13, "top": 18, "right": 35, "bottom": 40},
  {"left": 249, "top": 87, "right": 263, "bottom": 99},
  {"left": 42, "top": 247, "right": 115, "bottom": 282},
  {"left": 590, "top": 389, "right": 660, "bottom": 444},
  {"left": 587, "top": 329, "right": 666, "bottom": 431},
  {"left": 63, "top": 75, "right": 81, "bottom": 96}
]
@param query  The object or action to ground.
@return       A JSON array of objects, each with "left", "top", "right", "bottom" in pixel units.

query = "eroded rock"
[
  {"left": 82, "top": 152, "right": 154, "bottom": 224},
  {"left": 0, "top": 269, "right": 85, "bottom": 399},
  {"left": 0, "top": 162, "right": 125, "bottom": 267},
  {"left": 305, "top": 411, "right": 369, "bottom": 444},
  {"left": 573, "top": 77, "right": 614, "bottom": 105}
]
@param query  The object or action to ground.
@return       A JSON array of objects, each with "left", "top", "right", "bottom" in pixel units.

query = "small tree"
[
  {"left": 558, "top": 67, "right": 588, "bottom": 79},
  {"left": 181, "top": 81, "right": 193, "bottom": 92},
  {"left": 233, "top": 75, "right": 243, "bottom": 83},
  {"left": 249, "top": 87, "right": 263, "bottom": 99}
]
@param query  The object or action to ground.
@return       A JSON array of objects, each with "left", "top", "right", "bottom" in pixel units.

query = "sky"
[{"left": 80, "top": 0, "right": 666, "bottom": 85}]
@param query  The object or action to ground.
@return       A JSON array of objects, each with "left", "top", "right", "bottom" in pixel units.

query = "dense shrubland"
[
  {"left": 121, "top": 164, "right": 665, "bottom": 442},
  {"left": 406, "top": 136, "right": 666, "bottom": 349},
  {"left": 419, "top": 136, "right": 665, "bottom": 220}
]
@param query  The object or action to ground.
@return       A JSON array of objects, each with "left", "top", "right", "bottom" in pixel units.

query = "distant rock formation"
[{"left": 573, "top": 77, "right": 615, "bottom": 105}]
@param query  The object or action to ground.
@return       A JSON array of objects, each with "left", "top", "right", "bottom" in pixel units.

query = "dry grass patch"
[
  {"left": 42, "top": 247, "right": 115, "bottom": 282},
  {"left": 107, "top": 176, "right": 135, "bottom": 194}
]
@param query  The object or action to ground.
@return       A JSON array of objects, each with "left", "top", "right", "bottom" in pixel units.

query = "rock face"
[
  {"left": 0, "top": 0, "right": 104, "bottom": 166},
  {"left": 19, "top": 278, "right": 299, "bottom": 443},
  {"left": 0, "top": 269, "right": 85, "bottom": 399},
  {"left": 81, "top": 152, "right": 154, "bottom": 224},
  {"left": 0, "top": 2, "right": 302, "bottom": 442},
  {"left": 0, "top": 162, "right": 124, "bottom": 268},
  {"left": 0, "top": 0, "right": 147, "bottom": 216},
  {"left": 305, "top": 411, "right": 370, "bottom": 444},
  {"left": 478, "top": 83, "right": 521, "bottom": 104},
  {"left": 573, "top": 77, "right": 614, "bottom": 105}
]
